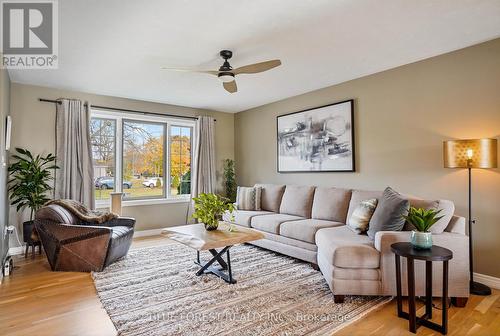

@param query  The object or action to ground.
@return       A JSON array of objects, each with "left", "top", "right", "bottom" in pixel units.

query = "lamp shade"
[{"left": 443, "top": 138, "right": 498, "bottom": 168}]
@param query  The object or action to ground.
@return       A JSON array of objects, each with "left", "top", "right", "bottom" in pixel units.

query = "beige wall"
[
  {"left": 1, "top": 68, "right": 11, "bottom": 261},
  {"left": 235, "top": 39, "right": 500, "bottom": 278},
  {"left": 9, "top": 83, "right": 234, "bottom": 233}
]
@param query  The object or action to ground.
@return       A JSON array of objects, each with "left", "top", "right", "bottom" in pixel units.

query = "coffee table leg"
[
  {"left": 407, "top": 258, "right": 416, "bottom": 333},
  {"left": 196, "top": 246, "right": 230, "bottom": 276},
  {"left": 209, "top": 249, "right": 228, "bottom": 269},
  {"left": 227, "top": 248, "right": 233, "bottom": 284},
  {"left": 195, "top": 246, "right": 236, "bottom": 284}
]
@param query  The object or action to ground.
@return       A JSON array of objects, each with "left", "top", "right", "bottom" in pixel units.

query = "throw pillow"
[
  {"left": 367, "top": 187, "right": 410, "bottom": 240},
  {"left": 347, "top": 198, "right": 378, "bottom": 234},
  {"left": 235, "top": 186, "right": 262, "bottom": 211}
]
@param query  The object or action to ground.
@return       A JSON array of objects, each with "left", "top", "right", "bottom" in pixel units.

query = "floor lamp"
[{"left": 443, "top": 138, "right": 498, "bottom": 296}]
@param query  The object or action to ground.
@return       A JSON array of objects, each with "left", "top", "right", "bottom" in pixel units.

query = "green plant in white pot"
[
  {"left": 403, "top": 207, "right": 443, "bottom": 249},
  {"left": 192, "top": 193, "right": 235, "bottom": 231}
]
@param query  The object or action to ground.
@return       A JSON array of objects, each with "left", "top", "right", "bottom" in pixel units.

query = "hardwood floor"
[{"left": 1, "top": 236, "right": 499, "bottom": 336}]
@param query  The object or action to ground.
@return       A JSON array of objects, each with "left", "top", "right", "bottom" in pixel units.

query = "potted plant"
[
  {"left": 8, "top": 148, "right": 58, "bottom": 242},
  {"left": 192, "top": 193, "right": 235, "bottom": 231},
  {"left": 222, "top": 159, "right": 236, "bottom": 203},
  {"left": 403, "top": 207, "right": 443, "bottom": 249}
]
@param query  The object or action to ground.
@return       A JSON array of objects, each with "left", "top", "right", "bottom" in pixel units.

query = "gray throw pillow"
[{"left": 367, "top": 187, "right": 409, "bottom": 240}]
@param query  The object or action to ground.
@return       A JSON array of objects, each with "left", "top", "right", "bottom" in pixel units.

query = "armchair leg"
[
  {"left": 334, "top": 295, "right": 345, "bottom": 304},
  {"left": 311, "top": 263, "right": 319, "bottom": 271},
  {"left": 451, "top": 297, "right": 468, "bottom": 307}
]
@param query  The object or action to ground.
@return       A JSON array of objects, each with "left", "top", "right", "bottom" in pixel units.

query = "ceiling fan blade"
[
  {"left": 223, "top": 80, "right": 237, "bottom": 93},
  {"left": 160, "top": 67, "right": 219, "bottom": 75},
  {"left": 233, "top": 60, "right": 281, "bottom": 75}
]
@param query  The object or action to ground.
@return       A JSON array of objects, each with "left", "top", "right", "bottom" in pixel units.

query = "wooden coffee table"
[{"left": 161, "top": 223, "right": 264, "bottom": 284}]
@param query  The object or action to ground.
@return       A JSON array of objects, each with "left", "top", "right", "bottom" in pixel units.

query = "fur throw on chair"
[{"left": 45, "top": 199, "right": 118, "bottom": 224}]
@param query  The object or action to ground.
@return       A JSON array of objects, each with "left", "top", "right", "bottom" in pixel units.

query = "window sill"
[{"left": 96, "top": 197, "right": 190, "bottom": 209}]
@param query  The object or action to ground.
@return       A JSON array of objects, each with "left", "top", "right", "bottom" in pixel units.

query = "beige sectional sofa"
[{"left": 223, "top": 184, "right": 469, "bottom": 305}]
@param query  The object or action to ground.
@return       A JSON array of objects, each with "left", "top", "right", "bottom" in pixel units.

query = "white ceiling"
[{"left": 8, "top": 0, "right": 500, "bottom": 113}]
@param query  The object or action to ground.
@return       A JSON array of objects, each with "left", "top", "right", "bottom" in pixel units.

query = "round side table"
[{"left": 391, "top": 242, "right": 453, "bottom": 335}]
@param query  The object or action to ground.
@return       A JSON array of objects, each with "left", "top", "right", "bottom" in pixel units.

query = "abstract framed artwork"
[{"left": 277, "top": 99, "right": 355, "bottom": 173}]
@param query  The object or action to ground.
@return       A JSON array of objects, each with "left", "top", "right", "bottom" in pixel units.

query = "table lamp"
[{"left": 443, "top": 138, "right": 498, "bottom": 296}]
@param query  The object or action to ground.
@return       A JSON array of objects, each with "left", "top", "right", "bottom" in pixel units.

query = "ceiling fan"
[{"left": 161, "top": 50, "right": 281, "bottom": 93}]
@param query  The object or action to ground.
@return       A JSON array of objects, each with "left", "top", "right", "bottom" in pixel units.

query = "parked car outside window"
[
  {"left": 142, "top": 177, "right": 163, "bottom": 188},
  {"left": 95, "top": 177, "right": 132, "bottom": 189}
]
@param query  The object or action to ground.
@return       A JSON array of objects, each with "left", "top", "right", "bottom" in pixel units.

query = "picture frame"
[{"left": 276, "top": 99, "right": 355, "bottom": 173}]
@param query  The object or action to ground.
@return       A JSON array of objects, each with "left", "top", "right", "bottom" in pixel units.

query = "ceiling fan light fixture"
[{"left": 218, "top": 72, "right": 235, "bottom": 83}]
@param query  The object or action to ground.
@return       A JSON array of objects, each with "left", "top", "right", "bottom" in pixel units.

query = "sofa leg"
[
  {"left": 334, "top": 295, "right": 345, "bottom": 304},
  {"left": 311, "top": 263, "right": 319, "bottom": 271},
  {"left": 451, "top": 297, "right": 468, "bottom": 307}
]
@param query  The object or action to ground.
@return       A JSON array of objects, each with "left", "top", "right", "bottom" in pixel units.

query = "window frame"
[
  {"left": 91, "top": 117, "right": 117, "bottom": 201},
  {"left": 91, "top": 108, "right": 195, "bottom": 208}
]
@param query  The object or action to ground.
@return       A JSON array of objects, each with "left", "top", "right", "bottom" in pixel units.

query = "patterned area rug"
[{"left": 92, "top": 243, "right": 390, "bottom": 336}]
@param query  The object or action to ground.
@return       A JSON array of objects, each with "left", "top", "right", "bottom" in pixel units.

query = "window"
[
  {"left": 90, "top": 118, "right": 116, "bottom": 201},
  {"left": 90, "top": 110, "right": 194, "bottom": 205},
  {"left": 123, "top": 120, "right": 165, "bottom": 199},
  {"left": 170, "top": 126, "right": 192, "bottom": 196}
]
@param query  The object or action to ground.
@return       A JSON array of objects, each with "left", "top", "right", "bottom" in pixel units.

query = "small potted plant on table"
[
  {"left": 192, "top": 193, "right": 235, "bottom": 231},
  {"left": 404, "top": 207, "right": 443, "bottom": 250}
]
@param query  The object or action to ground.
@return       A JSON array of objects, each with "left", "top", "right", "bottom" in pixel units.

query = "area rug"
[{"left": 92, "top": 243, "right": 390, "bottom": 336}]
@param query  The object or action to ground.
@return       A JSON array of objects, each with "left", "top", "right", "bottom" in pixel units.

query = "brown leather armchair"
[{"left": 34, "top": 204, "right": 135, "bottom": 272}]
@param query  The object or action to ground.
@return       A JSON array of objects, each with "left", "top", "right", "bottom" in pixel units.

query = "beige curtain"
[
  {"left": 186, "top": 116, "right": 216, "bottom": 224},
  {"left": 55, "top": 99, "right": 95, "bottom": 209},
  {"left": 192, "top": 116, "right": 216, "bottom": 197}
]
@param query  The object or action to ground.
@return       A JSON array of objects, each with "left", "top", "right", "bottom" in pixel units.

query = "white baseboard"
[
  {"left": 133, "top": 229, "right": 163, "bottom": 238},
  {"left": 474, "top": 272, "right": 500, "bottom": 290}
]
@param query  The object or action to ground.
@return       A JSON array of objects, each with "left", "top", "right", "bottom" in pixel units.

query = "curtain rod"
[{"left": 38, "top": 98, "right": 215, "bottom": 121}]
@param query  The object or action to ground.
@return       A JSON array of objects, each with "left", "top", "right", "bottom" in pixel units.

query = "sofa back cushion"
[
  {"left": 405, "top": 197, "right": 455, "bottom": 234},
  {"left": 254, "top": 184, "right": 286, "bottom": 212},
  {"left": 279, "top": 185, "right": 316, "bottom": 218},
  {"left": 347, "top": 189, "right": 383, "bottom": 221},
  {"left": 311, "top": 187, "right": 352, "bottom": 222}
]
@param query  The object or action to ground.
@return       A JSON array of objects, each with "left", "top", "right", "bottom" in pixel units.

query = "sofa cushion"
[
  {"left": 279, "top": 219, "right": 344, "bottom": 243},
  {"left": 332, "top": 267, "right": 381, "bottom": 281},
  {"left": 222, "top": 210, "right": 272, "bottom": 227},
  {"left": 406, "top": 198, "right": 455, "bottom": 234},
  {"left": 250, "top": 213, "right": 305, "bottom": 234},
  {"left": 279, "top": 185, "right": 316, "bottom": 218},
  {"left": 236, "top": 224, "right": 318, "bottom": 251},
  {"left": 316, "top": 226, "right": 379, "bottom": 269},
  {"left": 367, "top": 187, "right": 409, "bottom": 240},
  {"left": 346, "top": 189, "right": 383, "bottom": 221},
  {"left": 254, "top": 184, "right": 286, "bottom": 212},
  {"left": 311, "top": 187, "right": 352, "bottom": 222}
]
